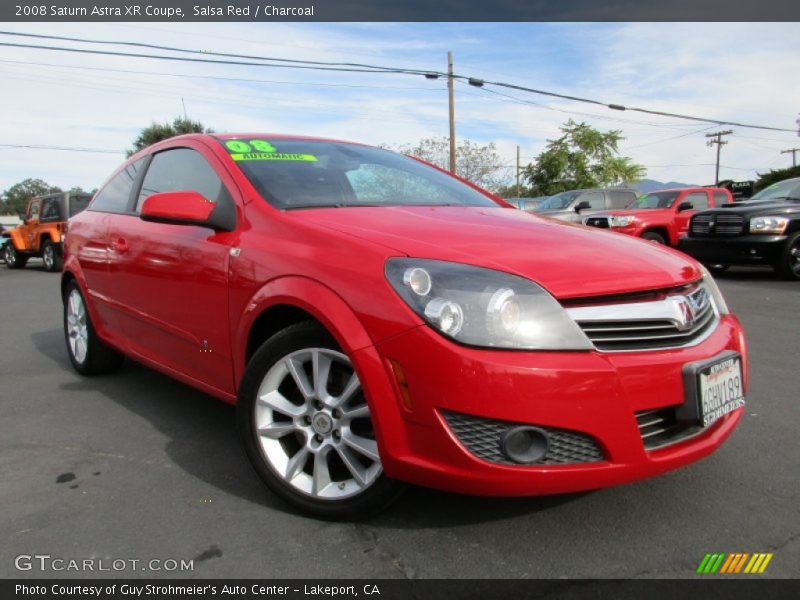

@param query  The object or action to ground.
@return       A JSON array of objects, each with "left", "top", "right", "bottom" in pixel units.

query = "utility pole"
[
  {"left": 181, "top": 97, "right": 188, "bottom": 120},
  {"left": 706, "top": 130, "right": 733, "bottom": 185},
  {"left": 516, "top": 145, "right": 521, "bottom": 199},
  {"left": 781, "top": 148, "right": 800, "bottom": 167},
  {"left": 447, "top": 51, "right": 456, "bottom": 174}
]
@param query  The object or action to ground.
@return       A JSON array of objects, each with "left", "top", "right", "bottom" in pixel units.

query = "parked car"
[
  {"left": 3, "top": 192, "right": 91, "bottom": 271},
  {"left": 584, "top": 187, "right": 733, "bottom": 245},
  {"left": 679, "top": 177, "right": 800, "bottom": 279},
  {"left": 62, "top": 134, "right": 747, "bottom": 518},
  {"left": 503, "top": 197, "right": 547, "bottom": 212},
  {"left": 533, "top": 188, "right": 638, "bottom": 223}
]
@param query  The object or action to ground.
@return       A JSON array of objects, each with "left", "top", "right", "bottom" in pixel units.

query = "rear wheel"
[
  {"left": 237, "top": 321, "right": 405, "bottom": 519},
  {"left": 777, "top": 232, "right": 800, "bottom": 281},
  {"left": 641, "top": 231, "right": 666, "bottom": 244},
  {"left": 4, "top": 243, "right": 27, "bottom": 269},
  {"left": 42, "top": 240, "right": 63, "bottom": 272},
  {"left": 63, "top": 281, "right": 124, "bottom": 375}
]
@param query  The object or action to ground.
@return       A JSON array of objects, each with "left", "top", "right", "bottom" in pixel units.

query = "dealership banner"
[
  {"left": 2, "top": 0, "right": 799, "bottom": 21},
  {"left": 5, "top": 580, "right": 800, "bottom": 599}
]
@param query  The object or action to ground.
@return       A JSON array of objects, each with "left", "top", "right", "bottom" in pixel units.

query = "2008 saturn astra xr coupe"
[{"left": 62, "top": 134, "right": 748, "bottom": 518}]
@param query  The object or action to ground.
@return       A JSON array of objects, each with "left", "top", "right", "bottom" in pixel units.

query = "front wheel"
[
  {"left": 777, "top": 232, "right": 800, "bottom": 281},
  {"left": 63, "top": 281, "right": 124, "bottom": 375},
  {"left": 4, "top": 243, "right": 27, "bottom": 269},
  {"left": 237, "top": 322, "right": 405, "bottom": 519},
  {"left": 641, "top": 231, "right": 666, "bottom": 244},
  {"left": 42, "top": 240, "right": 63, "bottom": 272}
]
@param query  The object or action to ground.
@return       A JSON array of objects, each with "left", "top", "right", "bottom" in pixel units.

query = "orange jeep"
[{"left": 3, "top": 192, "right": 91, "bottom": 271}]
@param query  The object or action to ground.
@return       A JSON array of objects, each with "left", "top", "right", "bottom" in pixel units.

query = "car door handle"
[{"left": 111, "top": 238, "right": 129, "bottom": 253}]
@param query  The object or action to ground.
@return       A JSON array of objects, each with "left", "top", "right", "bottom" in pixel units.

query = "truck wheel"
[
  {"left": 777, "top": 232, "right": 800, "bottom": 281},
  {"left": 237, "top": 321, "right": 405, "bottom": 520},
  {"left": 63, "top": 281, "right": 124, "bottom": 375},
  {"left": 641, "top": 231, "right": 666, "bottom": 245},
  {"left": 42, "top": 240, "right": 63, "bottom": 272},
  {"left": 4, "top": 243, "right": 27, "bottom": 269}
]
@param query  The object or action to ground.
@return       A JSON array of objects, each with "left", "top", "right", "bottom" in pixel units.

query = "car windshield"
[
  {"left": 537, "top": 191, "right": 582, "bottom": 210},
  {"left": 220, "top": 139, "right": 498, "bottom": 209},
  {"left": 748, "top": 179, "right": 800, "bottom": 202},
  {"left": 628, "top": 191, "right": 681, "bottom": 209}
]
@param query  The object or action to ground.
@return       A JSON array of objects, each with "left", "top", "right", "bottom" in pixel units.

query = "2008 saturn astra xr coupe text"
[{"left": 62, "top": 134, "right": 748, "bottom": 519}]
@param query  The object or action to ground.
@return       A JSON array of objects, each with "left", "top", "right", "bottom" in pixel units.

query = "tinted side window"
[
  {"left": 578, "top": 191, "right": 605, "bottom": 210},
  {"left": 91, "top": 158, "right": 145, "bottom": 214},
  {"left": 683, "top": 192, "right": 709, "bottom": 210},
  {"left": 137, "top": 148, "right": 227, "bottom": 211},
  {"left": 40, "top": 197, "right": 62, "bottom": 221},
  {"left": 712, "top": 191, "right": 729, "bottom": 206},
  {"left": 609, "top": 191, "right": 636, "bottom": 208}
]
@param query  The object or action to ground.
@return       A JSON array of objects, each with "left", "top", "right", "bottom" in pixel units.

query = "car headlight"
[
  {"left": 385, "top": 258, "right": 593, "bottom": 350},
  {"left": 749, "top": 216, "right": 789, "bottom": 234},
  {"left": 610, "top": 216, "right": 635, "bottom": 227},
  {"left": 698, "top": 264, "right": 730, "bottom": 315}
]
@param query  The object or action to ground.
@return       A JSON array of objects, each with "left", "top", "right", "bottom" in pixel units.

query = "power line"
[
  {"left": 0, "top": 143, "right": 123, "bottom": 154},
  {"left": 0, "top": 30, "right": 794, "bottom": 133},
  {"left": 0, "top": 59, "right": 443, "bottom": 91}
]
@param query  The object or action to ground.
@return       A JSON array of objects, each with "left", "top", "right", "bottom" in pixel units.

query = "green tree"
[
  {"left": 754, "top": 165, "right": 800, "bottom": 191},
  {"left": 1, "top": 178, "right": 62, "bottom": 215},
  {"left": 523, "top": 120, "right": 646, "bottom": 195},
  {"left": 393, "top": 136, "right": 510, "bottom": 192},
  {"left": 127, "top": 116, "right": 213, "bottom": 157}
]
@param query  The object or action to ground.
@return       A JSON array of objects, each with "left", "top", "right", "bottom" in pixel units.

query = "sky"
[{"left": 0, "top": 21, "right": 798, "bottom": 193}]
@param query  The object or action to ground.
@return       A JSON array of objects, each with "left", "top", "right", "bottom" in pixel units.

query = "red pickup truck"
[{"left": 583, "top": 187, "right": 734, "bottom": 246}]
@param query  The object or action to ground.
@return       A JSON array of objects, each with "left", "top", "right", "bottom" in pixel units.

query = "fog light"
[{"left": 500, "top": 426, "right": 549, "bottom": 464}]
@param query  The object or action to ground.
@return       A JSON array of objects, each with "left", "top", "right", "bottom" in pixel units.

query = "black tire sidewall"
[
  {"left": 779, "top": 232, "right": 800, "bottom": 280},
  {"left": 641, "top": 232, "right": 666, "bottom": 244},
  {"left": 236, "top": 321, "right": 404, "bottom": 520},
  {"left": 63, "top": 281, "right": 123, "bottom": 375}
]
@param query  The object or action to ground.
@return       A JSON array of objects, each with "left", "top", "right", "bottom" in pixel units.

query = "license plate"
[{"left": 698, "top": 356, "right": 745, "bottom": 427}]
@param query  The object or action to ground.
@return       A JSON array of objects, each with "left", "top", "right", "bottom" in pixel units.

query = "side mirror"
[
  {"left": 574, "top": 200, "right": 591, "bottom": 213},
  {"left": 677, "top": 201, "right": 694, "bottom": 212},
  {"left": 140, "top": 191, "right": 234, "bottom": 231}
]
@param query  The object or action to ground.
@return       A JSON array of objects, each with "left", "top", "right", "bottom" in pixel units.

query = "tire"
[
  {"left": 237, "top": 321, "right": 405, "bottom": 520},
  {"left": 63, "top": 281, "right": 124, "bottom": 375},
  {"left": 4, "top": 243, "right": 27, "bottom": 269},
  {"left": 641, "top": 231, "right": 667, "bottom": 245},
  {"left": 777, "top": 232, "right": 800, "bottom": 281},
  {"left": 42, "top": 240, "right": 63, "bottom": 272}
]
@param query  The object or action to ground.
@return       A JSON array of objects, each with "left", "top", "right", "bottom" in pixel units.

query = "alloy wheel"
[
  {"left": 66, "top": 289, "right": 89, "bottom": 364},
  {"left": 43, "top": 245, "right": 54, "bottom": 270},
  {"left": 253, "top": 348, "right": 382, "bottom": 500}
]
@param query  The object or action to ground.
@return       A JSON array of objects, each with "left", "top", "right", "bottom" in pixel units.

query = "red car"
[
  {"left": 584, "top": 187, "right": 734, "bottom": 245},
  {"left": 62, "top": 134, "right": 747, "bottom": 519}
]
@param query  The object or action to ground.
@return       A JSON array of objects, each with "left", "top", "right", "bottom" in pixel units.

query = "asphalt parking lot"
[{"left": 1, "top": 263, "right": 798, "bottom": 579}]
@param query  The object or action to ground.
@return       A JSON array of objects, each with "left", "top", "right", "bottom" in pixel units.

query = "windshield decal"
[{"left": 224, "top": 139, "right": 318, "bottom": 162}]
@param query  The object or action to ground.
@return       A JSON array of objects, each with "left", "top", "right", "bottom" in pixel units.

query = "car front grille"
[
  {"left": 585, "top": 217, "right": 610, "bottom": 229},
  {"left": 441, "top": 410, "right": 604, "bottom": 466},
  {"left": 565, "top": 284, "right": 719, "bottom": 352},
  {"left": 691, "top": 213, "right": 745, "bottom": 236},
  {"left": 635, "top": 407, "right": 703, "bottom": 450}
]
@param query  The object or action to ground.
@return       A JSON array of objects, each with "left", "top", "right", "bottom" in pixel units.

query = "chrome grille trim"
[
  {"left": 566, "top": 285, "right": 719, "bottom": 352},
  {"left": 635, "top": 407, "right": 703, "bottom": 450}
]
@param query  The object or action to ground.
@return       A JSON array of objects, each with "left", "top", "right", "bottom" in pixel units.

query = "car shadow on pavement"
[
  {"left": 30, "top": 327, "right": 285, "bottom": 513},
  {"left": 31, "top": 326, "right": 590, "bottom": 525}
]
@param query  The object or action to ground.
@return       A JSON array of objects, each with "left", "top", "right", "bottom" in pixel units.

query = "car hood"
[
  {"left": 701, "top": 201, "right": 800, "bottom": 217},
  {"left": 293, "top": 206, "right": 701, "bottom": 299},
  {"left": 591, "top": 208, "right": 672, "bottom": 219}
]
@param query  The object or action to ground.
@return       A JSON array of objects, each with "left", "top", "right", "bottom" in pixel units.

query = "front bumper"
[
  {"left": 353, "top": 315, "right": 747, "bottom": 496},
  {"left": 679, "top": 235, "right": 787, "bottom": 266}
]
